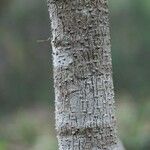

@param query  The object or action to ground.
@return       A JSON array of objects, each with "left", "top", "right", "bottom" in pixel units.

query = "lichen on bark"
[{"left": 47, "top": 0, "right": 119, "bottom": 149}]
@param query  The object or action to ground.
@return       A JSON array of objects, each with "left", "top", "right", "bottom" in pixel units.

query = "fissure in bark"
[{"left": 47, "top": 0, "right": 120, "bottom": 149}]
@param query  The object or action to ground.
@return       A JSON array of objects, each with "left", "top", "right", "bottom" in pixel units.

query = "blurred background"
[{"left": 0, "top": 0, "right": 149, "bottom": 150}]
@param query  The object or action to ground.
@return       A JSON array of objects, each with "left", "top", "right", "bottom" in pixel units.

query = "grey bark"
[{"left": 47, "top": 0, "right": 122, "bottom": 149}]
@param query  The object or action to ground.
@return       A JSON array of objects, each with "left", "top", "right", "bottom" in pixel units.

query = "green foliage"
[
  {"left": 117, "top": 95, "right": 150, "bottom": 149},
  {"left": 110, "top": 0, "right": 150, "bottom": 99},
  {"left": 0, "top": 107, "right": 58, "bottom": 150},
  {"left": 0, "top": 0, "right": 52, "bottom": 112},
  {"left": 0, "top": 140, "right": 7, "bottom": 150},
  {"left": 17, "top": 119, "right": 38, "bottom": 145}
]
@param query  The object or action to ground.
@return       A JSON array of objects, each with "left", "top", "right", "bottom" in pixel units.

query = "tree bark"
[{"left": 47, "top": 0, "right": 121, "bottom": 149}]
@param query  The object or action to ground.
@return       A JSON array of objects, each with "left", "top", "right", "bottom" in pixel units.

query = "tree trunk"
[{"left": 47, "top": 0, "right": 122, "bottom": 149}]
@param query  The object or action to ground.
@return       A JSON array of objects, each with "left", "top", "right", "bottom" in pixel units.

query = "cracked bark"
[{"left": 47, "top": 0, "right": 123, "bottom": 149}]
